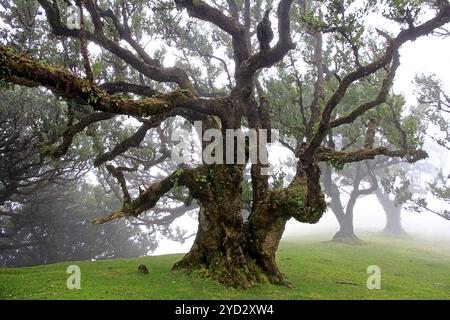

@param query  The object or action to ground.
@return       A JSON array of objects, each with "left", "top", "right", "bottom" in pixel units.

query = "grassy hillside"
[{"left": 1, "top": 235, "right": 449, "bottom": 300}]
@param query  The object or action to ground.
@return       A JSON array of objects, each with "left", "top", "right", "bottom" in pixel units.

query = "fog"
[
  {"left": 284, "top": 196, "right": 450, "bottom": 241},
  {"left": 154, "top": 196, "right": 450, "bottom": 257}
]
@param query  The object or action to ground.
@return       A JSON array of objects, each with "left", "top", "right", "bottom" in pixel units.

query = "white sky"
[{"left": 395, "top": 36, "right": 450, "bottom": 102}]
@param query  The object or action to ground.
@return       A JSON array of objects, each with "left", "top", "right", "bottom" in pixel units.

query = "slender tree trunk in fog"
[
  {"left": 375, "top": 189, "right": 407, "bottom": 236},
  {"left": 323, "top": 164, "right": 364, "bottom": 245},
  {"left": 332, "top": 208, "right": 363, "bottom": 244}
]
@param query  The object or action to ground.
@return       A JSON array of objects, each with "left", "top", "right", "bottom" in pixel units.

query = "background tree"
[
  {"left": 265, "top": 14, "right": 428, "bottom": 243},
  {"left": 0, "top": 86, "right": 90, "bottom": 205},
  {"left": 0, "top": 86, "right": 166, "bottom": 266},
  {"left": 404, "top": 74, "right": 450, "bottom": 220},
  {"left": 0, "top": 86, "right": 90, "bottom": 255},
  {"left": 0, "top": 182, "right": 159, "bottom": 267}
]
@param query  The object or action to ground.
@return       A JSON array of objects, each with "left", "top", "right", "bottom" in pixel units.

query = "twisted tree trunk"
[
  {"left": 173, "top": 163, "right": 326, "bottom": 288},
  {"left": 171, "top": 165, "right": 260, "bottom": 287}
]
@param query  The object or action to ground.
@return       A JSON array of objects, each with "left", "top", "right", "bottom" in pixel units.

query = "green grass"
[{"left": 1, "top": 235, "right": 450, "bottom": 300}]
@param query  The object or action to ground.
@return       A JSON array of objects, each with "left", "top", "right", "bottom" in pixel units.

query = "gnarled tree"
[{"left": 1, "top": 0, "right": 449, "bottom": 287}]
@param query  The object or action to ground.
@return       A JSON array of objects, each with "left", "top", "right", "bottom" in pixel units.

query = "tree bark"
[{"left": 171, "top": 165, "right": 258, "bottom": 287}]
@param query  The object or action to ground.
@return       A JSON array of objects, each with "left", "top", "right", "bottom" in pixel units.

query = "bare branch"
[
  {"left": 93, "top": 119, "right": 168, "bottom": 167},
  {"left": 303, "top": 6, "right": 450, "bottom": 160},
  {"left": 92, "top": 165, "right": 203, "bottom": 224},
  {"left": 330, "top": 52, "right": 400, "bottom": 128}
]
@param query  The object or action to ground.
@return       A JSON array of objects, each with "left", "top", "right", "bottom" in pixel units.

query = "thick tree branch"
[
  {"left": 50, "top": 112, "right": 115, "bottom": 157},
  {"left": 242, "top": 0, "right": 295, "bottom": 77},
  {"left": 316, "top": 147, "right": 428, "bottom": 165},
  {"left": 78, "top": 0, "right": 94, "bottom": 83},
  {"left": 364, "top": 117, "right": 382, "bottom": 149},
  {"left": 227, "top": 0, "right": 239, "bottom": 20},
  {"left": 305, "top": 29, "right": 325, "bottom": 139},
  {"left": 0, "top": 46, "right": 227, "bottom": 120},
  {"left": 92, "top": 2, "right": 161, "bottom": 67},
  {"left": 93, "top": 119, "right": 167, "bottom": 167},
  {"left": 106, "top": 164, "right": 131, "bottom": 205},
  {"left": 100, "top": 81, "right": 160, "bottom": 96},
  {"left": 175, "top": 0, "right": 250, "bottom": 65}
]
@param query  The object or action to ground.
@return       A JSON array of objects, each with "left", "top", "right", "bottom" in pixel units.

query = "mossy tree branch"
[{"left": 0, "top": 46, "right": 228, "bottom": 121}]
